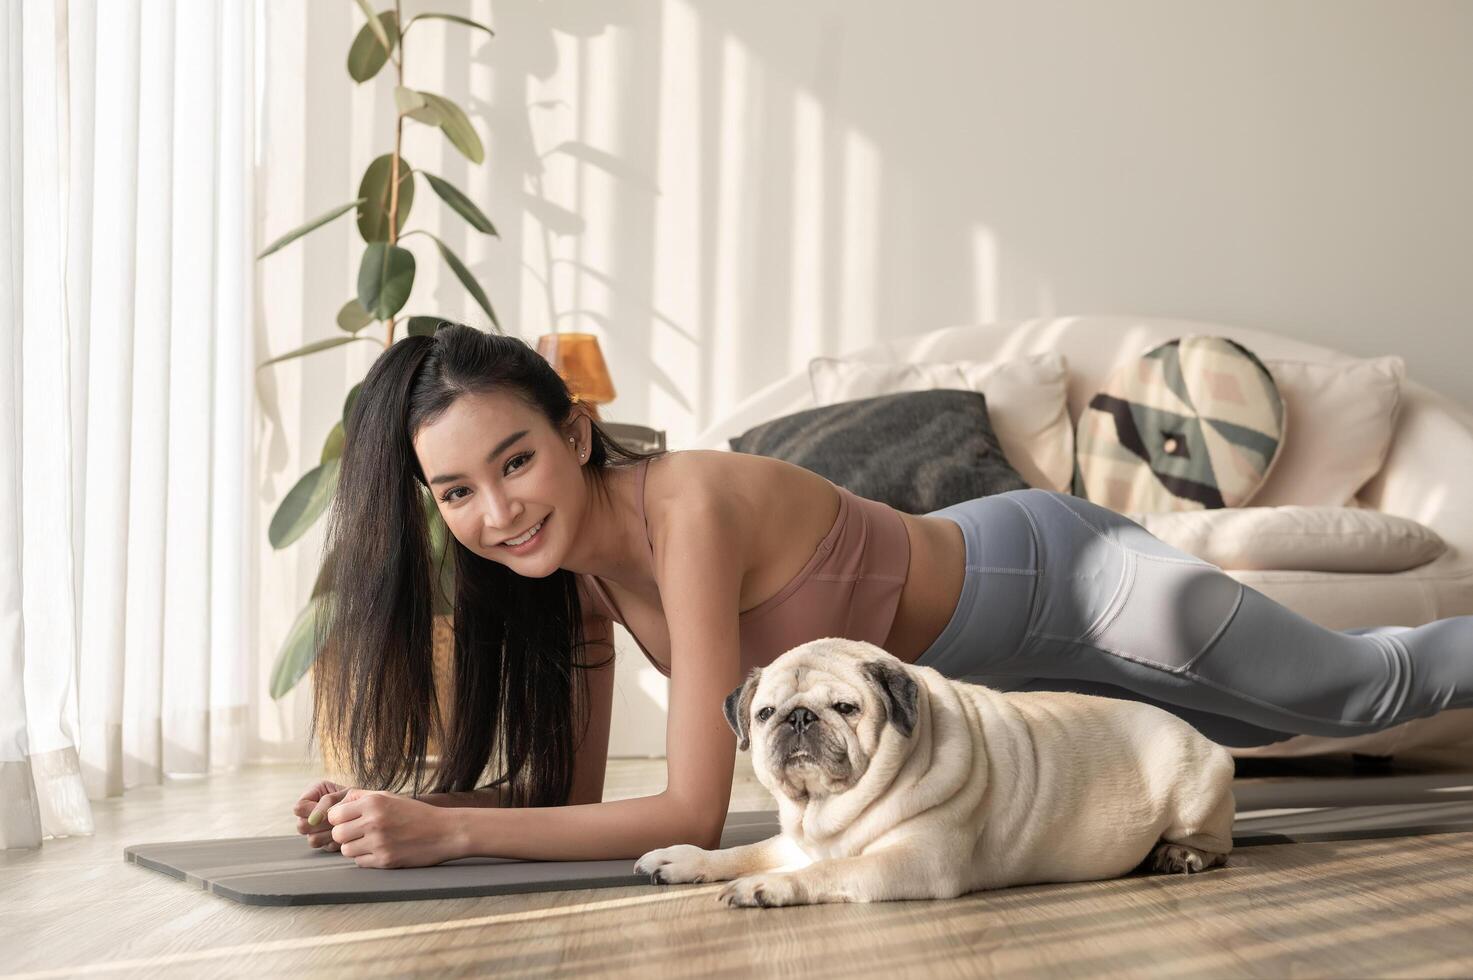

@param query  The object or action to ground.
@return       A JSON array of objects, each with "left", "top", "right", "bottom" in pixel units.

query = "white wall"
[{"left": 253, "top": 0, "right": 1473, "bottom": 760}]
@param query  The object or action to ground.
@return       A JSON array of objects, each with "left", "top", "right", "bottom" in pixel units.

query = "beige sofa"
[{"left": 691, "top": 315, "right": 1473, "bottom": 759}]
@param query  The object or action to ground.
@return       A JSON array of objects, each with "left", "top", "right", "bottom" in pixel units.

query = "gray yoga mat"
[{"left": 128, "top": 780, "right": 1473, "bottom": 906}]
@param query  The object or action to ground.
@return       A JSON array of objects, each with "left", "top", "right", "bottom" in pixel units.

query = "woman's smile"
[{"left": 498, "top": 514, "right": 549, "bottom": 554}]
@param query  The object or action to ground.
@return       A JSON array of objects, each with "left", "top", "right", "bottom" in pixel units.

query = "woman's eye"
[
  {"left": 756, "top": 707, "right": 774, "bottom": 722},
  {"left": 834, "top": 702, "right": 857, "bottom": 715},
  {"left": 438, "top": 452, "right": 534, "bottom": 503}
]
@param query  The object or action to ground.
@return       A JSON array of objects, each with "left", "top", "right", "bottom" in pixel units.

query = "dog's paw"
[
  {"left": 1149, "top": 842, "right": 1227, "bottom": 875},
  {"left": 718, "top": 873, "right": 805, "bottom": 909},
  {"left": 634, "top": 844, "right": 719, "bottom": 885}
]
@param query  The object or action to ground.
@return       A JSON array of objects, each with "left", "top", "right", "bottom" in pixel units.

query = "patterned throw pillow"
[
  {"left": 730, "top": 389, "right": 1031, "bottom": 514},
  {"left": 1073, "top": 336, "right": 1285, "bottom": 512},
  {"left": 807, "top": 353, "right": 1075, "bottom": 493}
]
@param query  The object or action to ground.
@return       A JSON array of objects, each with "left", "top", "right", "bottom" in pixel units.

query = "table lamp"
[{"left": 535, "top": 332, "right": 616, "bottom": 419}]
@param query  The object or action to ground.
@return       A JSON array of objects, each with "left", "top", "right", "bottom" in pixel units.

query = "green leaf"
[
  {"left": 321, "top": 420, "right": 345, "bottom": 463},
  {"left": 406, "top": 315, "right": 444, "bottom": 337},
  {"left": 343, "top": 382, "right": 363, "bottom": 425},
  {"left": 357, "top": 242, "right": 417, "bottom": 320},
  {"left": 336, "top": 297, "right": 374, "bottom": 333},
  {"left": 257, "top": 199, "right": 366, "bottom": 259},
  {"left": 425, "top": 233, "right": 499, "bottom": 329},
  {"left": 347, "top": 9, "right": 399, "bottom": 83},
  {"left": 394, "top": 85, "right": 442, "bottom": 125},
  {"left": 406, "top": 12, "right": 495, "bottom": 38},
  {"left": 269, "top": 596, "right": 326, "bottom": 700},
  {"left": 258, "top": 335, "right": 374, "bottom": 369},
  {"left": 353, "top": 0, "right": 390, "bottom": 50},
  {"left": 356, "top": 153, "right": 415, "bottom": 243},
  {"left": 419, "top": 92, "right": 484, "bottom": 164},
  {"left": 311, "top": 546, "right": 338, "bottom": 599},
  {"left": 422, "top": 171, "right": 497, "bottom": 235},
  {"left": 394, "top": 86, "right": 423, "bottom": 113},
  {"left": 268, "top": 457, "right": 342, "bottom": 550}
]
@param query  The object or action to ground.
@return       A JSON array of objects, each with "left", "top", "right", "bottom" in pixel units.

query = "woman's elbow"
[
  {"left": 687, "top": 808, "right": 727, "bottom": 850},
  {"left": 664, "top": 791, "right": 727, "bottom": 850}
]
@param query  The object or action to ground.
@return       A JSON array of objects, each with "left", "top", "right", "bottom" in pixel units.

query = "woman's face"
[{"left": 413, "top": 388, "right": 589, "bottom": 577}]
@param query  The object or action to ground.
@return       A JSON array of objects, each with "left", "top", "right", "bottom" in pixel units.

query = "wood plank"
[{"left": 3, "top": 748, "right": 1472, "bottom": 977}]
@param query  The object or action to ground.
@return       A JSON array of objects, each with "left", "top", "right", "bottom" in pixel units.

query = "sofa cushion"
[
  {"left": 1248, "top": 356, "right": 1406, "bottom": 507},
  {"left": 1120, "top": 505, "right": 1447, "bottom": 573},
  {"left": 807, "top": 352, "right": 1074, "bottom": 493},
  {"left": 729, "top": 389, "right": 1031, "bottom": 513},
  {"left": 1075, "top": 336, "right": 1285, "bottom": 512}
]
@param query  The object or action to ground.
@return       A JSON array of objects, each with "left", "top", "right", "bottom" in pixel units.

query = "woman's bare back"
[{"left": 595, "top": 450, "right": 966, "bottom": 667}]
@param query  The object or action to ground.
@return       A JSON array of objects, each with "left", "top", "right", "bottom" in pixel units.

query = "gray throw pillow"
[{"left": 728, "top": 389, "right": 1032, "bottom": 514}]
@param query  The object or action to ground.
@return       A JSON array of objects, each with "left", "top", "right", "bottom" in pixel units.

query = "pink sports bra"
[{"left": 577, "top": 456, "right": 911, "bottom": 677}]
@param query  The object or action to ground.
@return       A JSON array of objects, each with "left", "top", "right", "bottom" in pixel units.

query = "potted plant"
[{"left": 255, "top": 2, "right": 498, "bottom": 760}]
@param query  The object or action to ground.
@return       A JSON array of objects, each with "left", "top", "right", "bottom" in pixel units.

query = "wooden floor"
[{"left": 4, "top": 748, "right": 1473, "bottom": 979}]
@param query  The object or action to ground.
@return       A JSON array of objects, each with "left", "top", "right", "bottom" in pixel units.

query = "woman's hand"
[
  {"left": 291, "top": 778, "right": 354, "bottom": 848},
  {"left": 292, "top": 779, "right": 353, "bottom": 852},
  {"left": 325, "top": 789, "right": 463, "bottom": 869}
]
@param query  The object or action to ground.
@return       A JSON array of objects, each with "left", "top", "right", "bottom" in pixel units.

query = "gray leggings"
[{"left": 914, "top": 488, "right": 1473, "bottom": 748}]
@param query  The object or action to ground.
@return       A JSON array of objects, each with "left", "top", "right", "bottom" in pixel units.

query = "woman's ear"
[{"left": 564, "top": 409, "right": 594, "bottom": 463}]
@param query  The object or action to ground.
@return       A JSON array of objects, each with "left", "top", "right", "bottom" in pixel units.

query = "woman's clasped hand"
[{"left": 291, "top": 779, "right": 464, "bottom": 869}]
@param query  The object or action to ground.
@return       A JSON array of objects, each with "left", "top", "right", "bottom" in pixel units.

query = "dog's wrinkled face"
[{"left": 723, "top": 638, "right": 919, "bottom": 803}]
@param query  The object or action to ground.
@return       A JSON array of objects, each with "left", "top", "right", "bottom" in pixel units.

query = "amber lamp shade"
[{"left": 535, "top": 332, "right": 616, "bottom": 416}]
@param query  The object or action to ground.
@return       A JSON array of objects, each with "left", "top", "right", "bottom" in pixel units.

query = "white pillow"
[
  {"left": 1248, "top": 356, "right": 1406, "bottom": 506},
  {"left": 808, "top": 353, "right": 1074, "bottom": 493},
  {"left": 1121, "top": 505, "right": 1445, "bottom": 573}
]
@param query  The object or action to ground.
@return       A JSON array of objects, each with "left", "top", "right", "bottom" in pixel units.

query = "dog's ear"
[
  {"left": 862, "top": 660, "right": 919, "bottom": 739},
  {"left": 722, "top": 667, "right": 763, "bottom": 752}
]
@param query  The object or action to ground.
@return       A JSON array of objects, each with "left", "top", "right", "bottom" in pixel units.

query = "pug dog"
[{"left": 634, "top": 637, "right": 1235, "bottom": 907}]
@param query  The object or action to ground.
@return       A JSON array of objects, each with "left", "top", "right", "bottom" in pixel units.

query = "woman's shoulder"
[
  {"left": 643, "top": 450, "right": 841, "bottom": 545},
  {"left": 647, "top": 449, "right": 831, "bottom": 505}
]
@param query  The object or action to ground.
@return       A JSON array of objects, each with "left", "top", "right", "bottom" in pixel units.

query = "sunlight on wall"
[
  {"left": 839, "top": 128, "right": 881, "bottom": 354},
  {"left": 788, "top": 88, "right": 825, "bottom": 369},
  {"left": 575, "top": 31, "right": 621, "bottom": 326},
  {"left": 651, "top": 0, "right": 703, "bottom": 440},
  {"left": 972, "top": 224, "right": 999, "bottom": 325},
  {"left": 710, "top": 32, "right": 754, "bottom": 420}
]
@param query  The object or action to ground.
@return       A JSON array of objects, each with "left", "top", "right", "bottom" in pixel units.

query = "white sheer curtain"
[{"left": 1, "top": 0, "right": 256, "bottom": 849}]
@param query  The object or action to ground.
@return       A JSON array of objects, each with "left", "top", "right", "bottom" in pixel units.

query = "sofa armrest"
[
  {"left": 1358, "top": 381, "right": 1473, "bottom": 558},
  {"left": 686, "top": 373, "right": 816, "bottom": 451}
]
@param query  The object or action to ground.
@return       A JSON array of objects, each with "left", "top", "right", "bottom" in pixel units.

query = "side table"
[{"left": 600, "top": 421, "right": 667, "bottom": 455}]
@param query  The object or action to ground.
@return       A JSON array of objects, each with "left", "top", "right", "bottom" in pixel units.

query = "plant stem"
[{"left": 385, "top": 0, "right": 406, "bottom": 345}]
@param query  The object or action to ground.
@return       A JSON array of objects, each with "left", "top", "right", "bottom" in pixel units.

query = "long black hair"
[{"left": 310, "top": 321, "right": 663, "bottom": 806}]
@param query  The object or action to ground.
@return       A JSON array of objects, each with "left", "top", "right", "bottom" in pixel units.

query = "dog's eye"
[
  {"left": 755, "top": 707, "right": 774, "bottom": 722},
  {"left": 833, "top": 702, "right": 858, "bottom": 716}
]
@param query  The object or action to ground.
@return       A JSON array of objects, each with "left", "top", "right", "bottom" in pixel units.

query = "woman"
[{"left": 292, "top": 322, "right": 1473, "bottom": 869}]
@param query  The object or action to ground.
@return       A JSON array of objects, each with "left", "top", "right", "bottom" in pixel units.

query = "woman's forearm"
[
  {"left": 415, "top": 786, "right": 509, "bottom": 809},
  {"left": 453, "top": 791, "right": 718, "bottom": 861}
]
